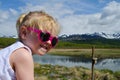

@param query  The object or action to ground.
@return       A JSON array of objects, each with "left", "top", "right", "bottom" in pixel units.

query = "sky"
[{"left": 0, "top": 0, "right": 120, "bottom": 36}]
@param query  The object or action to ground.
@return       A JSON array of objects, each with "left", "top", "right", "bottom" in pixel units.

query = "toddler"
[{"left": 0, "top": 11, "right": 60, "bottom": 80}]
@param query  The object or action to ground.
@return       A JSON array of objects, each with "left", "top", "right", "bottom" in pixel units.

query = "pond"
[{"left": 33, "top": 54, "right": 120, "bottom": 72}]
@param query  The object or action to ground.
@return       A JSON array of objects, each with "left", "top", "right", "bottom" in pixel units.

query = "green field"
[{"left": 55, "top": 40, "right": 120, "bottom": 49}]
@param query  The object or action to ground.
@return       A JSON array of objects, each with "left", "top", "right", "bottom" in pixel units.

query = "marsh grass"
[{"left": 34, "top": 63, "right": 119, "bottom": 80}]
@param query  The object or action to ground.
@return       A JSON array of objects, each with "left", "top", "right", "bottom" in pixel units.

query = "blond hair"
[{"left": 16, "top": 11, "right": 60, "bottom": 36}]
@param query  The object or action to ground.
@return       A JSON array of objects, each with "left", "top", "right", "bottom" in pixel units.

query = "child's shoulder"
[
  {"left": 10, "top": 41, "right": 33, "bottom": 64},
  {"left": 11, "top": 47, "right": 33, "bottom": 65}
]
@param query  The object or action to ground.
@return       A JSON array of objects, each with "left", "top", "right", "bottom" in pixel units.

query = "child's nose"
[{"left": 47, "top": 40, "right": 51, "bottom": 45}]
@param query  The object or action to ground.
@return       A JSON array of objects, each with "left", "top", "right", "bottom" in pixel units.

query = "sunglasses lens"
[
  {"left": 39, "top": 31, "right": 58, "bottom": 47},
  {"left": 40, "top": 32, "right": 50, "bottom": 41},
  {"left": 51, "top": 37, "right": 58, "bottom": 47}
]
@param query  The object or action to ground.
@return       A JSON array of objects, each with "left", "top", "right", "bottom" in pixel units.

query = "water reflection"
[
  {"left": 95, "top": 59, "right": 120, "bottom": 71},
  {"left": 33, "top": 54, "right": 120, "bottom": 71}
]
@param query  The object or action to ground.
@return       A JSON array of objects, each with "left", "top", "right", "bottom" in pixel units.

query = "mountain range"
[{"left": 59, "top": 32, "right": 120, "bottom": 41}]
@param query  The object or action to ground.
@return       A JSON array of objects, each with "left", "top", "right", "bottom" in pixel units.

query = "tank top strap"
[{"left": 13, "top": 41, "right": 32, "bottom": 55}]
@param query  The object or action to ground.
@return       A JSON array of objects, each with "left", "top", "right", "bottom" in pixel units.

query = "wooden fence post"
[
  {"left": 91, "top": 46, "right": 97, "bottom": 80},
  {"left": 91, "top": 46, "right": 94, "bottom": 80}
]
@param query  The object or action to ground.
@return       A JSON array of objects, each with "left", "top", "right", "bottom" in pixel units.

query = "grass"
[{"left": 49, "top": 48, "right": 120, "bottom": 59}]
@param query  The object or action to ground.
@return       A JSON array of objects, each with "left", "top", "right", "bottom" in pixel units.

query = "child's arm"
[{"left": 12, "top": 48, "right": 34, "bottom": 80}]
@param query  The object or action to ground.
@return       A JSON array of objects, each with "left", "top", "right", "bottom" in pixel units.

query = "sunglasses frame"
[{"left": 27, "top": 27, "right": 58, "bottom": 47}]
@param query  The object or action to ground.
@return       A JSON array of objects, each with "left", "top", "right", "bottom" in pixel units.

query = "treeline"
[
  {"left": 56, "top": 39, "right": 120, "bottom": 49},
  {"left": 0, "top": 38, "right": 17, "bottom": 48},
  {"left": 0, "top": 37, "right": 120, "bottom": 48}
]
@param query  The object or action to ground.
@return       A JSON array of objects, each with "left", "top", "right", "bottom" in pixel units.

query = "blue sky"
[{"left": 0, "top": 0, "right": 120, "bottom": 36}]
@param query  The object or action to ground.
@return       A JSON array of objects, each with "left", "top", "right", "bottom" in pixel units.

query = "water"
[{"left": 33, "top": 54, "right": 120, "bottom": 71}]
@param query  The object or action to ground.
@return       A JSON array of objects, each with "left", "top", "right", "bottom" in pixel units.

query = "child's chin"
[
  {"left": 39, "top": 52, "right": 46, "bottom": 56},
  {"left": 38, "top": 48, "right": 47, "bottom": 55}
]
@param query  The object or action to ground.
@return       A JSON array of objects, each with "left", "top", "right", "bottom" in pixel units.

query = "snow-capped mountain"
[{"left": 91, "top": 32, "right": 120, "bottom": 39}]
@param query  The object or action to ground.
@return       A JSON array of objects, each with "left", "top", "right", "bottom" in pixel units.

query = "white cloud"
[
  {"left": 101, "top": 1, "right": 120, "bottom": 17},
  {"left": 98, "top": 1, "right": 120, "bottom": 33}
]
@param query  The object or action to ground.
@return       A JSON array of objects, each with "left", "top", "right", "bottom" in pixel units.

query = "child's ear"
[{"left": 19, "top": 26, "right": 28, "bottom": 39}]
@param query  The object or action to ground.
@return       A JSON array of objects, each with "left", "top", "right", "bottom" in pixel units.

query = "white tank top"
[{"left": 0, "top": 41, "right": 32, "bottom": 80}]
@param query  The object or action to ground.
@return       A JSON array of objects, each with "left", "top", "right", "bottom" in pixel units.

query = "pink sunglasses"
[{"left": 27, "top": 27, "right": 58, "bottom": 47}]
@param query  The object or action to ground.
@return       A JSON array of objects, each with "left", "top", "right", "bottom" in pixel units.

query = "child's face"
[{"left": 26, "top": 27, "right": 58, "bottom": 55}]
